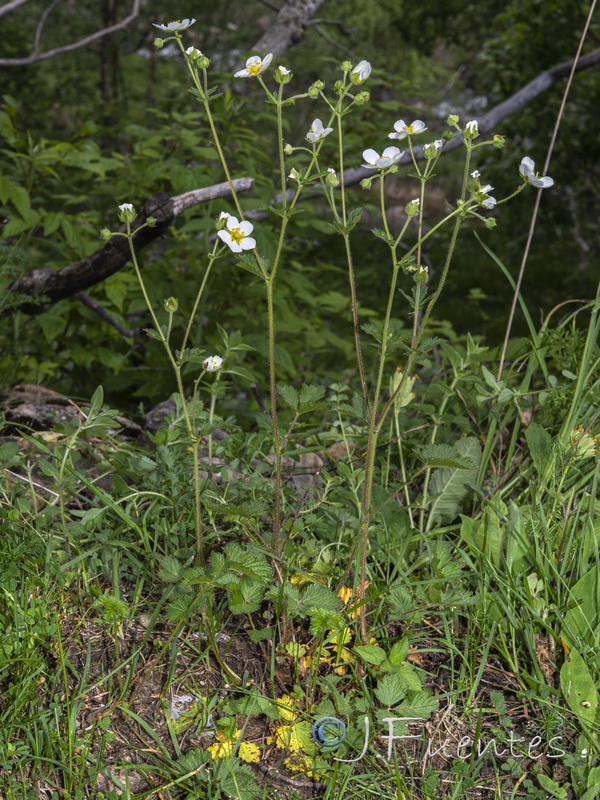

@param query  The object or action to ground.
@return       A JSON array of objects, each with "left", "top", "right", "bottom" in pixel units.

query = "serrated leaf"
[
  {"left": 301, "top": 584, "right": 341, "bottom": 611},
  {"left": 157, "top": 555, "right": 185, "bottom": 583},
  {"left": 345, "top": 206, "right": 363, "bottom": 232},
  {"left": 375, "top": 673, "right": 407, "bottom": 707},
  {"left": 235, "top": 252, "right": 265, "bottom": 278},
  {"left": 278, "top": 384, "right": 299, "bottom": 410},
  {"left": 393, "top": 691, "right": 437, "bottom": 719},
  {"left": 298, "top": 384, "right": 326, "bottom": 406},
  {"left": 371, "top": 228, "right": 393, "bottom": 245}
]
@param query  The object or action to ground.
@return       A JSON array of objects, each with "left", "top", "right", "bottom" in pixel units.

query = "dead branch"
[
  {"left": 0, "top": 0, "right": 36, "bottom": 18},
  {"left": 250, "top": 0, "right": 328, "bottom": 55},
  {"left": 2, "top": 178, "right": 253, "bottom": 317},
  {"left": 0, "top": 0, "right": 142, "bottom": 66}
]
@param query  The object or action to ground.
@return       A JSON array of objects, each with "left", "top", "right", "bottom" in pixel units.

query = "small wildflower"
[
  {"left": 275, "top": 65, "right": 292, "bottom": 83},
  {"left": 203, "top": 355, "right": 223, "bottom": 372},
  {"left": 464, "top": 120, "right": 479, "bottom": 138},
  {"left": 519, "top": 157, "right": 554, "bottom": 188},
  {"left": 415, "top": 265, "right": 429, "bottom": 283},
  {"left": 362, "top": 146, "right": 403, "bottom": 169},
  {"left": 118, "top": 203, "right": 136, "bottom": 222},
  {"left": 405, "top": 198, "right": 420, "bottom": 217},
  {"left": 288, "top": 167, "right": 301, "bottom": 181},
  {"left": 217, "top": 216, "right": 256, "bottom": 252},
  {"left": 185, "top": 46, "right": 202, "bottom": 61},
  {"left": 423, "top": 139, "right": 443, "bottom": 158},
  {"left": 350, "top": 60, "right": 372, "bottom": 84},
  {"left": 389, "top": 119, "right": 427, "bottom": 140},
  {"left": 152, "top": 18, "right": 196, "bottom": 31},
  {"left": 234, "top": 53, "right": 273, "bottom": 78},
  {"left": 306, "top": 118, "right": 333, "bottom": 143},
  {"left": 479, "top": 184, "right": 497, "bottom": 209},
  {"left": 471, "top": 170, "right": 481, "bottom": 179},
  {"left": 325, "top": 167, "right": 339, "bottom": 187}
]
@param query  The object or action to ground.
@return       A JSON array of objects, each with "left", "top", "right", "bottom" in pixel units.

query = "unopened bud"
[
  {"left": 146, "top": 216, "right": 157, "bottom": 227},
  {"left": 405, "top": 198, "right": 420, "bottom": 217},
  {"left": 153, "top": 38, "right": 164, "bottom": 49},
  {"left": 198, "top": 56, "right": 210, "bottom": 69},
  {"left": 118, "top": 203, "right": 136, "bottom": 223},
  {"left": 354, "top": 91, "right": 370, "bottom": 105},
  {"left": 360, "top": 178, "right": 372, "bottom": 190},
  {"left": 185, "top": 46, "right": 202, "bottom": 62},
  {"left": 446, "top": 114, "right": 459, "bottom": 126},
  {"left": 415, "top": 265, "right": 429, "bottom": 284},
  {"left": 275, "top": 65, "right": 292, "bottom": 84},
  {"left": 100, "top": 228, "right": 111, "bottom": 241},
  {"left": 341, "top": 61, "right": 352, "bottom": 73},
  {"left": 334, "top": 80, "right": 344, "bottom": 95},
  {"left": 464, "top": 120, "right": 479, "bottom": 139},
  {"left": 493, "top": 134, "right": 505, "bottom": 149},
  {"left": 283, "top": 143, "right": 294, "bottom": 155},
  {"left": 442, "top": 130, "right": 455, "bottom": 141},
  {"left": 325, "top": 168, "right": 339, "bottom": 187},
  {"left": 485, "top": 218, "right": 497, "bottom": 229},
  {"left": 164, "top": 297, "right": 178, "bottom": 312}
]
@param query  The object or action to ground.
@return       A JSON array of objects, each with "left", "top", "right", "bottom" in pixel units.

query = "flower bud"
[
  {"left": 275, "top": 65, "right": 292, "bottom": 84},
  {"left": 146, "top": 216, "right": 157, "bottom": 227},
  {"left": 360, "top": 178, "right": 372, "bottom": 190},
  {"left": 308, "top": 80, "right": 324, "bottom": 98},
  {"left": 493, "top": 134, "right": 505, "bottom": 149},
  {"left": 446, "top": 114, "right": 459, "bottom": 126},
  {"left": 405, "top": 198, "right": 420, "bottom": 217},
  {"left": 153, "top": 37, "right": 164, "bottom": 48},
  {"left": 283, "top": 143, "right": 294, "bottom": 155},
  {"left": 118, "top": 203, "right": 136, "bottom": 223},
  {"left": 423, "top": 140, "right": 443, "bottom": 159},
  {"left": 198, "top": 56, "right": 210, "bottom": 69},
  {"left": 164, "top": 297, "right": 178, "bottom": 312},
  {"left": 185, "top": 46, "right": 202, "bottom": 62},
  {"left": 414, "top": 265, "right": 428, "bottom": 284},
  {"left": 464, "top": 120, "right": 479, "bottom": 139},
  {"left": 325, "top": 168, "right": 339, "bottom": 187},
  {"left": 288, "top": 167, "right": 301, "bottom": 181},
  {"left": 334, "top": 80, "right": 345, "bottom": 95},
  {"left": 100, "top": 228, "right": 111, "bottom": 241},
  {"left": 485, "top": 218, "right": 497, "bottom": 229},
  {"left": 216, "top": 211, "right": 231, "bottom": 229},
  {"left": 442, "top": 130, "right": 455, "bottom": 141},
  {"left": 350, "top": 60, "right": 372, "bottom": 84},
  {"left": 341, "top": 61, "right": 352, "bottom": 73},
  {"left": 354, "top": 90, "right": 370, "bottom": 105}
]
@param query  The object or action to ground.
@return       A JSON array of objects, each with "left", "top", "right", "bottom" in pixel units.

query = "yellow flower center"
[
  {"left": 248, "top": 63, "right": 262, "bottom": 75},
  {"left": 230, "top": 227, "right": 245, "bottom": 244},
  {"left": 405, "top": 124, "right": 415, "bottom": 134}
]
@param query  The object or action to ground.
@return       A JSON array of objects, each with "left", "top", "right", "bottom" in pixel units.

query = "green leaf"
[
  {"left": 560, "top": 646, "right": 598, "bottom": 723},
  {"left": 393, "top": 691, "right": 438, "bottom": 720},
  {"left": 537, "top": 773, "right": 568, "bottom": 799},
  {"left": 277, "top": 384, "right": 299, "bottom": 410},
  {"left": 419, "top": 443, "right": 476, "bottom": 469},
  {"left": 355, "top": 644, "right": 387, "bottom": 666},
  {"left": 525, "top": 422, "right": 553, "bottom": 476},
  {"left": 562, "top": 564, "right": 600, "bottom": 650},
  {"left": 375, "top": 673, "right": 406, "bottom": 707},
  {"left": 235, "top": 252, "right": 265, "bottom": 278},
  {"left": 427, "top": 437, "right": 482, "bottom": 527}
]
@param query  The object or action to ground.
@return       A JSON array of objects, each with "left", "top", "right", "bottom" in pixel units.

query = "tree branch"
[
  {"left": 0, "top": 0, "right": 36, "bottom": 19},
  {"left": 250, "top": 0, "right": 328, "bottom": 55},
  {"left": 0, "top": 0, "right": 142, "bottom": 66},
  {"left": 2, "top": 178, "right": 253, "bottom": 317}
]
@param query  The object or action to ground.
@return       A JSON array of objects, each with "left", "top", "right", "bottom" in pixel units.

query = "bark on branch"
[{"left": 250, "top": 0, "right": 328, "bottom": 55}]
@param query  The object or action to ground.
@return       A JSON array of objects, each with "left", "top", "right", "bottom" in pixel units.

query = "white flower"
[
  {"left": 217, "top": 216, "right": 256, "bottom": 252},
  {"left": 306, "top": 118, "right": 334, "bottom": 143},
  {"left": 433, "top": 139, "right": 443, "bottom": 150},
  {"left": 119, "top": 203, "right": 134, "bottom": 213},
  {"left": 519, "top": 157, "right": 554, "bottom": 188},
  {"left": 118, "top": 203, "right": 136, "bottom": 222},
  {"left": 278, "top": 66, "right": 291, "bottom": 75},
  {"left": 327, "top": 168, "right": 335, "bottom": 174},
  {"left": 471, "top": 170, "right": 480, "bottom": 179},
  {"left": 479, "top": 184, "right": 497, "bottom": 209},
  {"left": 152, "top": 18, "right": 196, "bottom": 31},
  {"left": 288, "top": 168, "right": 301, "bottom": 181},
  {"left": 234, "top": 53, "right": 273, "bottom": 78},
  {"left": 203, "top": 355, "right": 223, "bottom": 371},
  {"left": 350, "top": 60, "right": 372, "bottom": 84},
  {"left": 388, "top": 119, "right": 427, "bottom": 140},
  {"left": 362, "top": 146, "right": 403, "bottom": 169},
  {"left": 218, "top": 211, "right": 232, "bottom": 221},
  {"left": 465, "top": 120, "right": 479, "bottom": 137}
]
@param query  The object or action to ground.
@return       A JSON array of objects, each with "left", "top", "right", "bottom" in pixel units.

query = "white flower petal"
[
  {"left": 240, "top": 237, "right": 256, "bottom": 250},
  {"left": 238, "top": 220, "right": 254, "bottom": 236},
  {"left": 362, "top": 148, "right": 379, "bottom": 164}
]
